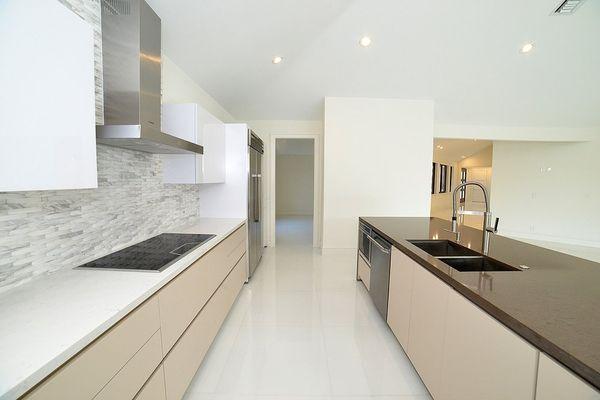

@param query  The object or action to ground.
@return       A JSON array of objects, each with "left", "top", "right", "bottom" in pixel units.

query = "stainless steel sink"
[
  {"left": 438, "top": 256, "right": 521, "bottom": 272},
  {"left": 408, "top": 239, "right": 521, "bottom": 272},
  {"left": 408, "top": 240, "right": 480, "bottom": 257}
]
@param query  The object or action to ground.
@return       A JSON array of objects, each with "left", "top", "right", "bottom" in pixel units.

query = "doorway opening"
[
  {"left": 274, "top": 138, "right": 315, "bottom": 246},
  {"left": 430, "top": 138, "right": 493, "bottom": 229}
]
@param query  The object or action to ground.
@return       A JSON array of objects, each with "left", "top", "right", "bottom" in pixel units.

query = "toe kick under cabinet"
[{"left": 23, "top": 224, "right": 247, "bottom": 400}]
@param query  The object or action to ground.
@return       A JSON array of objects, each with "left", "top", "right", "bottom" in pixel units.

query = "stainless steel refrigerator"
[{"left": 248, "top": 130, "right": 264, "bottom": 277}]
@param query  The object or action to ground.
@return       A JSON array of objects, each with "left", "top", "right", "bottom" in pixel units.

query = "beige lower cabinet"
[
  {"left": 439, "top": 289, "right": 538, "bottom": 400},
  {"left": 406, "top": 265, "right": 450, "bottom": 398},
  {"left": 25, "top": 297, "right": 161, "bottom": 400},
  {"left": 22, "top": 225, "right": 247, "bottom": 400},
  {"left": 357, "top": 253, "right": 371, "bottom": 290},
  {"left": 94, "top": 330, "right": 164, "bottom": 400},
  {"left": 536, "top": 353, "right": 600, "bottom": 400},
  {"left": 158, "top": 225, "right": 247, "bottom": 353},
  {"left": 135, "top": 365, "right": 167, "bottom": 400},
  {"left": 163, "top": 254, "right": 247, "bottom": 400},
  {"left": 387, "top": 247, "right": 415, "bottom": 349}
]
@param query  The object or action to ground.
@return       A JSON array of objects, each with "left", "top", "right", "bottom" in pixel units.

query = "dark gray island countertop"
[{"left": 360, "top": 216, "right": 600, "bottom": 390}]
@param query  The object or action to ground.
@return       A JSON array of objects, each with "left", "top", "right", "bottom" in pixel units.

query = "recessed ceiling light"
[
  {"left": 436, "top": 145, "right": 444, "bottom": 150},
  {"left": 461, "top": 155, "right": 467, "bottom": 159},
  {"left": 359, "top": 36, "right": 372, "bottom": 47},
  {"left": 272, "top": 56, "right": 283, "bottom": 64},
  {"left": 520, "top": 42, "right": 534, "bottom": 54}
]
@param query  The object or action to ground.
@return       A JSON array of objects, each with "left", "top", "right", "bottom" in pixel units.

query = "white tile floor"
[
  {"left": 276, "top": 215, "right": 314, "bottom": 247},
  {"left": 183, "top": 228, "right": 431, "bottom": 400}
]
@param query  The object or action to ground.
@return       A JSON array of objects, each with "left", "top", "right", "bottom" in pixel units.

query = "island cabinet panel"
[
  {"left": 158, "top": 225, "right": 247, "bottom": 352},
  {"left": 24, "top": 297, "right": 160, "bottom": 400},
  {"left": 357, "top": 253, "right": 371, "bottom": 290},
  {"left": 387, "top": 247, "right": 416, "bottom": 349},
  {"left": 536, "top": 353, "right": 600, "bottom": 400},
  {"left": 134, "top": 365, "right": 167, "bottom": 400},
  {"left": 439, "top": 289, "right": 538, "bottom": 400},
  {"left": 163, "top": 254, "right": 247, "bottom": 400},
  {"left": 406, "top": 265, "right": 450, "bottom": 399}
]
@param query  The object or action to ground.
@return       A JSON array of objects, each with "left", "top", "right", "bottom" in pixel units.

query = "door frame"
[{"left": 268, "top": 134, "right": 322, "bottom": 248}]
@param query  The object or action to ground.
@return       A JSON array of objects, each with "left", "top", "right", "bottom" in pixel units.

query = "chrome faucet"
[{"left": 451, "top": 181, "right": 499, "bottom": 255}]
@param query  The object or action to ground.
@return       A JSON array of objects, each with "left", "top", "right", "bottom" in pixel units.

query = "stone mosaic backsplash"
[{"left": 0, "top": 145, "right": 201, "bottom": 292}]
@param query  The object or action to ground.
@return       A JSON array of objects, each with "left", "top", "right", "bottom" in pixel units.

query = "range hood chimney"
[{"left": 96, "top": 0, "right": 203, "bottom": 154}]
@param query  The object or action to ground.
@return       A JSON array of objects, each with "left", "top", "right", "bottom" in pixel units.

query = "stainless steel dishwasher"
[{"left": 368, "top": 232, "right": 392, "bottom": 319}]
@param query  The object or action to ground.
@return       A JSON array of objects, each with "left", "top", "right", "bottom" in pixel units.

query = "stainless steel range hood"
[{"left": 96, "top": 0, "right": 203, "bottom": 154}]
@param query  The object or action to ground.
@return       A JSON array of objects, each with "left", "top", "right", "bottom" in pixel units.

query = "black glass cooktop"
[{"left": 76, "top": 233, "right": 216, "bottom": 272}]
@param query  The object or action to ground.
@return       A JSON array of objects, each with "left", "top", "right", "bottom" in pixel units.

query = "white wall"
[
  {"left": 492, "top": 140, "right": 600, "bottom": 247},
  {"left": 248, "top": 120, "right": 323, "bottom": 246},
  {"left": 162, "top": 55, "right": 236, "bottom": 123},
  {"left": 434, "top": 123, "right": 599, "bottom": 142},
  {"left": 276, "top": 154, "right": 314, "bottom": 216},
  {"left": 323, "top": 97, "right": 435, "bottom": 249}
]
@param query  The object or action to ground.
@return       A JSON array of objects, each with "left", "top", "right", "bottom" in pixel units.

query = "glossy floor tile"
[
  {"left": 275, "top": 215, "right": 313, "bottom": 247},
  {"left": 184, "top": 234, "right": 431, "bottom": 400}
]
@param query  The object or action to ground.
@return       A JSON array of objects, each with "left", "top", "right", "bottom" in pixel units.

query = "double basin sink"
[{"left": 408, "top": 240, "right": 521, "bottom": 272}]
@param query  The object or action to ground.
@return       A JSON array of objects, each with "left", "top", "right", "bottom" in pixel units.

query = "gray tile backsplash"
[{"left": 0, "top": 145, "right": 201, "bottom": 292}]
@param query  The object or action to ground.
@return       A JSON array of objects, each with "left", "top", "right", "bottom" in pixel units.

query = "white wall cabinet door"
[
  {"left": 162, "top": 103, "right": 226, "bottom": 184},
  {"left": 440, "top": 289, "right": 538, "bottom": 400},
  {"left": 387, "top": 247, "right": 416, "bottom": 349},
  {"left": 407, "top": 265, "right": 450, "bottom": 398},
  {"left": 0, "top": 0, "right": 97, "bottom": 192},
  {"left": 536, "top": 353, "right": 600, "bottom": 400}
]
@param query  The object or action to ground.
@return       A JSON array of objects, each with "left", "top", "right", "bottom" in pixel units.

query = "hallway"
[
  {"left": 183, "top": 243, "right": 431, "bottom": 399},
  {"left": 276, "top": 215, "right": 313, "bottom": 247}
]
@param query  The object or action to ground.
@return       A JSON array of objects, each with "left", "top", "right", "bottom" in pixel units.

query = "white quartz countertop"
[{"left": 0, "top": 218, "right": 246, "bottom": 400}]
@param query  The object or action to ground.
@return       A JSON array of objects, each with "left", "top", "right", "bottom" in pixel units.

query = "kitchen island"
[{"left": 359, "top": 216, "right": 599, "bottom": 399}]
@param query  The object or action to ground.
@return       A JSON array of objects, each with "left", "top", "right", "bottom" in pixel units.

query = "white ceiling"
[
  {"left": 433, "top": 139, "right": 492, "bottom": 164},
  {"left": 148, "top": 0, "right": 600, "bottom": 127},
  {"left": 276, "top": 138, "right": 314, "bottom": 156}
]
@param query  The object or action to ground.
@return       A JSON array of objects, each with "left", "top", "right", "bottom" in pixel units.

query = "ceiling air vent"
[{"left": 553, "top": 0, "right": 586, "bottom": 15}]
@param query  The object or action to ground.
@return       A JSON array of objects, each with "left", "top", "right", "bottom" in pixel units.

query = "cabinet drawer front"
[
  {"left": 387, "top": 247, "right": 415, "bottom": 349},
  {"left": 159, "top": 225, "right": 246, "bottom": 352},
  {"left": 25, "top": 297, "right": 160, "bottom": 400},
  {"left": 163, "top": 254, "right": 247, "bottom": 400},
  {"left": 357, "top": 253, "right": 371, "bottom": 290},
  {"left": 135, "top": 365, "right": 166, "bottom": 400},
  {"left": 94, "top": 330, "right": 163, "bottom": 400}
]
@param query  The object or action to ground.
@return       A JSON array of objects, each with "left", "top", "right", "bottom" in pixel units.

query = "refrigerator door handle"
[{"left": 251, "top": 174, "right": 261, "bottom": 222}]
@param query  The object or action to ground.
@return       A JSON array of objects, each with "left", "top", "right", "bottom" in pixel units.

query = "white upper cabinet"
[
  {"left": 162, "top": 103, "right": 226, "bottom": 184},
  {"left": 0, "top": 0, "right": 97, "bottom": 192}
]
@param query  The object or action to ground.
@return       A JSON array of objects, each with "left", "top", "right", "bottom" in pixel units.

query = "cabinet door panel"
[
  {"left": 0, "top": 0, "right": 97, "bottom": 192},
  {"left": 536, "top": 353, "right": 600, "bottom": 400},
  {"left": 163, "top": 254, "right": 247, "bottom": 400},
  {"left": 135, "top": 365, "right": 166, "bottom": 400},
  {"left": 407, "top": 265, "right": 450, "bottom": 398},
  {"left": 440, "top": 289, "right": 538, "bottom": 400},
  {"left": 26, "top": 297, "right": 160, "bottom": 400},
  {"left": 158, "top": 225, "right": 246, "bottom": 352},
  {"left": 357, "top": 253, "right": 371, "bottom": 290},
  {"left": 94, "top": 330, "right": 163, "bottom": 400},
  {"left": 387, "top": 247, "right": 415, "bottom": 349}
]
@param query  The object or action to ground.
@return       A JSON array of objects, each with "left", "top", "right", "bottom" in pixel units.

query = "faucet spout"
[{"left": 450, "top": 181, "right": 497, "bottom": 255}]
